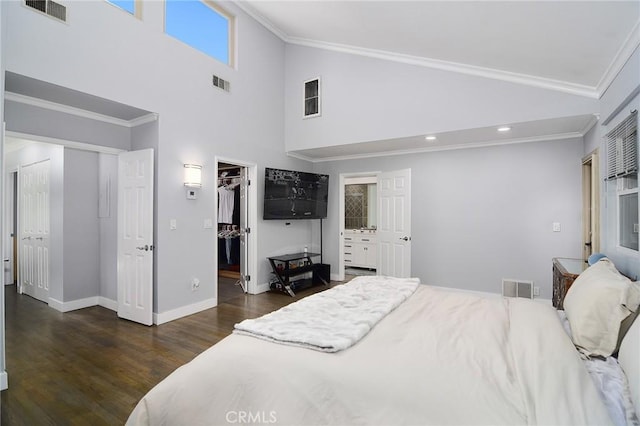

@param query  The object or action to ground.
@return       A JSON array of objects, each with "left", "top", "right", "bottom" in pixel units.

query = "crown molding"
[
  {"left": 234, "top": 1, "right": 288, "bottom": 41},
  {"left": 4, "top": 91, "right": 157, "bottom": 128},
  {"left": 596, "top": 21, "right": 640, "bottom": 98},
  {"left": 288, "top": 37, "right": 599, "bottom": 99},
  {"left": 294, "top": 132, "right": 585, "bottom": 163}
]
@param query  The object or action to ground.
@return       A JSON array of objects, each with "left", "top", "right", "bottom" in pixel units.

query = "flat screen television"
[{"left": 263, "top": 168, "right": 329, "bottom": 220}]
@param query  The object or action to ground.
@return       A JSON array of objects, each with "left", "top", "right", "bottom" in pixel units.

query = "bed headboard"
[{"left": 619, "top": 312, "right": 640, "bottom": 415}]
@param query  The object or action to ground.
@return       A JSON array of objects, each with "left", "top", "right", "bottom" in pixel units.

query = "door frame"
[
  {"left": 214, "top": 156, "right": 258, "bottom": 294},
  {"left": 582, "top": 149, "right": 600, "bottom": 260},
  {"left": 338, "top": 171, "right": 380, "bottom": 282}
]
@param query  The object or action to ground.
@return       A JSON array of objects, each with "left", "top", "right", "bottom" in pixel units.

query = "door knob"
[
  {"left": 399, "top": 236, "right": 411, "bottom": 241},
  {"left": 136, "top": 245, "right": 150, "bottom": 251}
]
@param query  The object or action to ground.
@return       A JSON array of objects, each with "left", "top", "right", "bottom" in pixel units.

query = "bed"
[{"left": 127, "top": 262, "right": 640, "bottom": 426}]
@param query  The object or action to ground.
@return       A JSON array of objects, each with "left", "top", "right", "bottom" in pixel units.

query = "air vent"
[
  {"left": 502, "top": 279, "right": 534, "bottom": 299},
  {"left": 25, "top": 0, "right": 67, "bottom": 22},
  {"left": 212, "top": 75, "right": 230, "bottom": 92}
]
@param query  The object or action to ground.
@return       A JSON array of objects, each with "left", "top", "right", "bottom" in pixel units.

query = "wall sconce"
[{"left": 184, "top": 164, "right": 202, "bottom": 199}]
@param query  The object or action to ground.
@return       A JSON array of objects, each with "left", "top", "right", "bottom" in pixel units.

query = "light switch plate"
[
  {"left": 170, "top": 219, "right": 177, "bottom": 230},
  {"left": 204, "top": 218, "right": 213, "bottom": 229},
  {"left": 552, "top": 222, "right": 561, "bottom": 232}
]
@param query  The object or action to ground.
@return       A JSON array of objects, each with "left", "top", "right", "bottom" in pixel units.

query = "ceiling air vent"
[
  {"left": 25, "top": 0, "right": 67, "bottom": 22},
  {"left": 212, "top": 75, "right": 230, "bottom": 92},
  {"left": 502, "top": 279, "right": 533, "bottom": 299}
]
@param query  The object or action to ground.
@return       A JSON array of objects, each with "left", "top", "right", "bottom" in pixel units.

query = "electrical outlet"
[
  {"left": 533, "top": 286, "right": 540, "bottom": 297},
  {"left": 191, "top": 278, "right": 200, "bottom": 291}
]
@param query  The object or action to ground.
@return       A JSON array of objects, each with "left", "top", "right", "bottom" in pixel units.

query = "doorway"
[
  {"left": 216, "top": 158, "right": 257, "bottom": 303},
  {"left": 582, "top": 149, "right": 600, "bottom": 260},
  {"left": 343, "top": 176, "right": 378, "bottom": 278}
]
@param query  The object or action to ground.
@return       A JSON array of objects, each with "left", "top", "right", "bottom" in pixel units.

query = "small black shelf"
[{"left": 268, "top": 252, "right": 329, "bottom": 296}]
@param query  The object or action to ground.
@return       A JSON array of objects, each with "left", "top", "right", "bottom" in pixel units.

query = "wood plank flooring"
[{"left": 1, "top": 281, "right": 338, "bottom": 425}]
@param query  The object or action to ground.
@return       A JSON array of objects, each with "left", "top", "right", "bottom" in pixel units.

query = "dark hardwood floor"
[{"left": 1, "top": 280, "right": 339, "bottom": 425}]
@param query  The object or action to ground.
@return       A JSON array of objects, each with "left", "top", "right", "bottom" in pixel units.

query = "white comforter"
[{"left": 127, "top": 285, "right": 612, "bottom": 425}]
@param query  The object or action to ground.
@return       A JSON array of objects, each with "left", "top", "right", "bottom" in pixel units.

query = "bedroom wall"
[
  {"left": 315, "top": 137, "right": 584, "bottom": 299},
  {"left": 284, "top": 44, "right": 599, "bottom": 152},
  {"left": 62, "top": 148, "right": 100, "bottom": 302},
  {"left": 3, "top": 1, "right": 310, "bottom": 318},
  {"left": 597, "top": 47, "right": 640, "bottom": 280},
  {"left": 4, "top": 100, "right": 131, "bottom": 151}
]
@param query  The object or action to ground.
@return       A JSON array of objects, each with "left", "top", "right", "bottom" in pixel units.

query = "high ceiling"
[{"left": 241, "top": 1, "right": 640, "bottom": 96}]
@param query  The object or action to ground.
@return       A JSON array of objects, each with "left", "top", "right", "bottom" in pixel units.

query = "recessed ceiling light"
[
  {"left": 425, "top": 135, "right": 437, "bottom": 141},
  {"left": 497, "top": 126, "right": 511, "bottom": 132}
]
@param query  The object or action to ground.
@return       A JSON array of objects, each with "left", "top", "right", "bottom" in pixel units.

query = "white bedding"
[
  {"left": 127, "top": 285, "right": 612, "bottom": 425},
  {"left": 234, "top": 276, "right": 419, "bottom": 352}
]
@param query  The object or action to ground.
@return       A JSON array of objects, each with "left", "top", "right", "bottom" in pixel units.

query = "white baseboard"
[
  {"left": 48, "top": 296, "right": 99, "bottom": 313},
  {"left": 0, "top": 370, "right": 8, "bottom": 391},
  {"left": 154, "top": 298, "right": 217, "bottom": 325},
  {"left": 98, "top": 296, "right": 117, "bottom": 312}
]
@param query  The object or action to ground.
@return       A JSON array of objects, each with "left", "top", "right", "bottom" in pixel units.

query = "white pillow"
[{"left": 564, "top": 259, "right": 640, "bottom": 357}]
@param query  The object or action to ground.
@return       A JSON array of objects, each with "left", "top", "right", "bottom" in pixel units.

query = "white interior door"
[
  {"left": 117, "top": 149, "right": 154, "bottom": 326},
  {"left": 239, "top": 166, "right": 249, "bottom": 293},
  {"left": 377, "top": 169, "right": 411, "bottom": 277},
  {"left": 19, "top": 160, "right": 50, "bottom": 302}
]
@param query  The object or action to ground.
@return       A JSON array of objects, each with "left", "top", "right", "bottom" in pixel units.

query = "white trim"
[
  {"left": 6, "top": 131, "right": 127, "bottom": 155},
  {"left": 289, "top": 37, "right": 598, "bottom": 99},
  {"left": 296, "top": 131, "right": 584, "bottom": 163},
  {"left": 0, "top": 371, "right": 7, "bottom": 391},
  {"left": 154, "top": 298, "right": 217, "bottom": 325},
  {"left": 4, "top": 92, "right": 157, "bottom": 128},
  {"left": 98, "top": 296, "right": 118, "bottom": 312},
  {"left": 48, "top": 296, "right": 99, "bottom": 313},
  {"left": 232, "top": 0, "right": 288, "bottom": 41},
  {"left": 596, "top": 21, "right": 640, "bottom": 98}
]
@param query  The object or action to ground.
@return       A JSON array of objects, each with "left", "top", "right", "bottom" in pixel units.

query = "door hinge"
[{"left": 243, "top": 275, "right": 251, "bottom": 282}]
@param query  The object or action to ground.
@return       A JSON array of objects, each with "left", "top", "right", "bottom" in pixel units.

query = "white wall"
[
  {"left": 4, "top": 1, "right": 313, "bottom": 318},
  {"left": 285, "top": 44, "right": 599, "bottom": 152},
  {"left": 5, "top": 101, "right": 131, "bottom": 150},
  {"left": 63, "top": 148, "right": 100, "bottom": 302},
  {"left": 98, "top": 153, "right": 118, "bottom": 303},
  {"left": 597, "top": 47, "right": 640, "bottom": 280},
  {"left": 315, "top": 137, "right": 584, "bottom": 299}
]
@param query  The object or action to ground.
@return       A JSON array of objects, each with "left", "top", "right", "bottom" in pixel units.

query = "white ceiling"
[
  {"left": 241, "top": 1, "right": 640, "bottom": 95},
  {"left": 239, "top": 0, "right": 639, "bottom": 161}
]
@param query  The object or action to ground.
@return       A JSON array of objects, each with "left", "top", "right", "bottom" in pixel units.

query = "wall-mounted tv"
[{"left": 263, "top": 168, "right": 329, "bottom": 220}]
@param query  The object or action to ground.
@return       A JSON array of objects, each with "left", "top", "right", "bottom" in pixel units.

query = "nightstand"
[{"left": 552, "top": 257, "right": 588, "bottom": 310}]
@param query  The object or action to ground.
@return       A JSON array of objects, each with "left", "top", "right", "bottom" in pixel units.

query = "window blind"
[{"left": 606, "top": 110, "right": 638, "bottom": 180}]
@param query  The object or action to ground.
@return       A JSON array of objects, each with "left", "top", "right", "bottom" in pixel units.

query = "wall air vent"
[
  {"left": 25, "top": 0, "right": 67, "bottom": 22},
  {"left": 212, "top": 75, "right": 230, "bottom": 92},
  {"left": 502, "top": 279, "right": 534, "bottom": 299}
]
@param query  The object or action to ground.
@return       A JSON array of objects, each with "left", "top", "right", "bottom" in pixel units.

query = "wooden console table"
[{"left": 268, "top": 252, "right": 329, "bottom": 296}]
